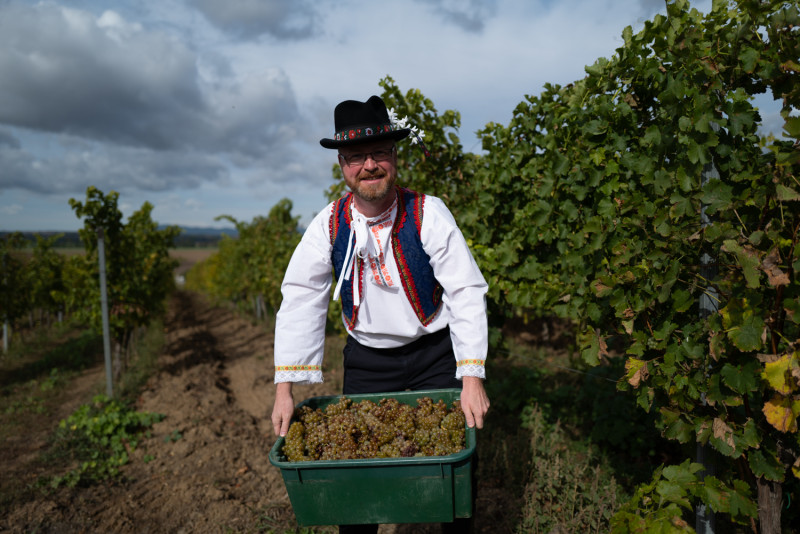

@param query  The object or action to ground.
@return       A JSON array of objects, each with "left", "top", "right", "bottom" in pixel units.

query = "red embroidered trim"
[
  {"left": 414, "top": 192, "right": 424, "bottom": 233},
  {"left": 335, "top": 194, "right": 359, "bottom": 331},
  {"left": 334, "top": 124, "right": 394, "bottom": 142},
  {"left": 329, "top": 194, "right": 354, "bottom": 243},
  {"left": 329, "top": 198, "right": 339, "bottom": 243},
  {"left": 275, "top": 365, "right": 322, "bottom": 371},
  {"left": 456, "top": 359, "right": 485, "bottom": 367},
  {"left": 392, "top": 188, "right": 439, "bottom": 326}
]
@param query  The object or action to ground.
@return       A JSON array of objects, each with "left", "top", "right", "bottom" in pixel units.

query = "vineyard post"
[
  {"left": 696, "top": 149, "right": 721, "bottom": 534},
  {"left": 97, "top": 228, "right": 113, "bottom": 397},
  {"left": 2, "top": 253, "right": 6, "bottom": 354}
]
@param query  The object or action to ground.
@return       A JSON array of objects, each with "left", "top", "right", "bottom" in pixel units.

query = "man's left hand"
[{"left": 460, "top": 376, "right": 489, "bottom": 429}]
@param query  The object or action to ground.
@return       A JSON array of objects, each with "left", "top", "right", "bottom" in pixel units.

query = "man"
[{"left": 271, "top": 95, "right": 489, "bottom": 532}]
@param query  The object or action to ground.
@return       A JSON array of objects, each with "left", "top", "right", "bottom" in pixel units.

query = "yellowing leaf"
[
  {"left": 781, "top": 60, "right": 800, "bottom": 73},
  {"left": 622, "top": 319, "right": 634, "bottom": 335},
  {"left": 592, "top": 280, "right": 612, "bottom": 297},
  {"left": 762, "top": 248, "right": 790, "bottom": 287},
  {"left": 763, "top": 355, "right": 796, "bottom": 395},
  {"left": 709, "top": 331, "right": 724, "bottom": 361},
  {"left": 625, "top": 358, "right": 648, "bottom": 388},
  {"left": 793, "top": 457, "right": 800, "bottom": 480},
  {"left": 712, "top": 418, "right": 735, "bottom": 449},
  {"left": 762, "top": 395, "right": 799, "bottom": 433},
  {"left": 598, "top": 336, "right": 609, "bottom": 361},
  {"left": 757, "top": 353, "right": 780, "bottom": 364},
  {"left": 672, "top": 517, "right": 690, "bottom": 529}
]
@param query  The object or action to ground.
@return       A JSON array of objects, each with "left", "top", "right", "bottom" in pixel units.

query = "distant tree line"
[{"left": 1, "top": 228, "right": 238, "bottom": 249}]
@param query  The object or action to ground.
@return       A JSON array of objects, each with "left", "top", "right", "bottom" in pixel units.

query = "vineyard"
[{"left": 1, "top": 0, "right": 799, "bottom": 532}]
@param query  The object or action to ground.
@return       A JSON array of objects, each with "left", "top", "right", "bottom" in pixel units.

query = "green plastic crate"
[{"left": 268, "top": 388, "right": 476, "bottom": 526}]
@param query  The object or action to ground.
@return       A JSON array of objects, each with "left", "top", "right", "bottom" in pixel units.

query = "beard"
[{"left": 351, "top": 169, "right": 396, "bottom": 202}]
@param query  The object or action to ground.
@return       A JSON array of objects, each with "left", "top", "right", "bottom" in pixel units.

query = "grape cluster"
[{"left": 282, "top": 396, "right": 466, "bottom": 462}]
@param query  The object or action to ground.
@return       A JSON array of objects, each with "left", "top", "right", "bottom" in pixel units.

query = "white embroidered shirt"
[{"left": 273, "top": 193, "right": 488, "bottom": 384}]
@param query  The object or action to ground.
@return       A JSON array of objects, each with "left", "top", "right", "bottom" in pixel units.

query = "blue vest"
[{"left": 330, "top": 187, "right": 443, "bottom": 330}]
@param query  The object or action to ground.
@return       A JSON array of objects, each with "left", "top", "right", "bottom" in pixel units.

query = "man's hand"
[
  {"left": 460, "top": 376, "right": 490, "bottom": 429},
  {"left": 271, "top": 382, "right": 295, "bottom": 437}
]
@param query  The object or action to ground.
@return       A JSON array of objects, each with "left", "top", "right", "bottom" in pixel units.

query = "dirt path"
[{"left": 3, "top": 291, "right": 505, "bottom": 533}]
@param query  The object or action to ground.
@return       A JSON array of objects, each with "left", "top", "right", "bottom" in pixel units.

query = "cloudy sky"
[{"left": 0, "top": 0, "right": 782, "bottom": 232}]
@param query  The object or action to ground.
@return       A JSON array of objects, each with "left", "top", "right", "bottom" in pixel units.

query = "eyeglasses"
[{"left": 338, "top": 146, "right": 395, "bottom": 167}]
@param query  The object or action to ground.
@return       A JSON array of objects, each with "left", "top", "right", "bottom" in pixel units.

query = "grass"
[
  {"left": 1, "top": 326, "right": 102, "bottom": 388},
  {"left": 518, "top": 405, "right": 622, "bottom": 533},
  {"left": 0, "top": 321, "right": 103, "bottom": 431},
  {"left": 116, "top": 319, "right": 166, "bottom": 400},
  {"left": 479, "top": 332, "right": 684, "bottom": 532}
]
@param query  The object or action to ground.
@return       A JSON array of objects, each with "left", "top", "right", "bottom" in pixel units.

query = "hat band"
[{"left": 334, "top": 124, "right": 394, "bottom": 142}]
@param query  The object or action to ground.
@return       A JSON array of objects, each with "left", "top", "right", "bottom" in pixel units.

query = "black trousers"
[
  {"left": 339, "top": 327, "right": 473, "bottom": 534},
  {"left": 342, "top": 326, "right": 460, "bottom": 395}
]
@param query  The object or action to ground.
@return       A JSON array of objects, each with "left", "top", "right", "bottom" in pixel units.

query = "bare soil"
[
  {"left": 169, "top": 248, "right": 217, "bottom": 275},
  {"left": 1, "top": 291, "right": 512, "bottom": 533}
]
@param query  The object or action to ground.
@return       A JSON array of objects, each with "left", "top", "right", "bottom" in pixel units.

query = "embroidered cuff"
[
  {"left": 274, "top": 367, "right": 323, "bottom": 384},
  {"left": 455, "top": 359, "right": 486, "bottom": 380}
]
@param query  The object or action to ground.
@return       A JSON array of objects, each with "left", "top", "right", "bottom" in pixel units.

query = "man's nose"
[{"left": 362, "top": 154, "right": 379, "bottom": 170}]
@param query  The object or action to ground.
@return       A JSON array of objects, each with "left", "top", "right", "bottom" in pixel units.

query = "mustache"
[{"left": 357, "top": 169, "right": 388, "bottom": 180}]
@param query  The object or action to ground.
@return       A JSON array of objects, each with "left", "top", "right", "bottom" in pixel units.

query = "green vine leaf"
[
  {"left": 775, "top": 184, "right": 800, "bottom": 202},
  {"left": 748, "top": 448, "right": 786, "bottom": 482},
  {"left": 721, "top": 240, "right": 761, "bottom": 289},
  {"left": 720, "top": 362, "right": 759, "bottom": 394},
  {"left": 726, "top": 314, "right": 764, "bottom": 352}
]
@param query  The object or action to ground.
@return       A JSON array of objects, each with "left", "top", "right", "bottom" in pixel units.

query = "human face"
[{"left": 338, "top": 140, "right": 397, "bottom": 211}]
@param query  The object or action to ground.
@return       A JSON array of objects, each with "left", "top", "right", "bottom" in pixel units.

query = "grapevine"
[{"left": 282, "top": 396, "right": 467, "bottom": 462}]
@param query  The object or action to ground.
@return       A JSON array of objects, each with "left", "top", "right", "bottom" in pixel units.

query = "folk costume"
[
  {"left": 273, "top": 94, "right": 487, "bottom": 389},
  {"left": 273, "top": 186, "right": 488, "bottom": 385}
]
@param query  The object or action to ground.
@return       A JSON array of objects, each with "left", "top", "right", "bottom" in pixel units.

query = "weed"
[
  {"left": 164, "top": 429, "right": 182, "bottom": 443},
  {"left": 2, "top": 369, "right": 68, "bottom": 417},
  {"left": 519, "top": 405, "right": 623, "bottom": 533},
  {"left": 47, "top": 394, "right": 164, "bottom": 488},
  {"left": 117, "top": 319, "right": 166, "bottom": 400},
  {"left": 45, "top": 367, "right": 66, "bottom": 390}
]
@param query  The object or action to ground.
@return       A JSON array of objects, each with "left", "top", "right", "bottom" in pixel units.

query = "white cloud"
[
  {"left": 0, "top": 1, "right": 309, "bottom": 157},
  {"left": 0, "top": 3, "right": 204, "bottom": 148}
]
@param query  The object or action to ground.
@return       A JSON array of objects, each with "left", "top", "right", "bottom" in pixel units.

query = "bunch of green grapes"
[
  {"left": 283, "top": 421, "right": 309, "bottom": 462},
  {"left": 281, "top": 396, "right": 467, "bottom": 462}
]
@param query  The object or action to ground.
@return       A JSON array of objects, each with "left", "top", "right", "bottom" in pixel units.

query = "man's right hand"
[{"left": 271, "top": 382, "right": 295, "bottom": 437}]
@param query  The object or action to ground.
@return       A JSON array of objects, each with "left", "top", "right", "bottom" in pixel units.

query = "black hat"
[{"left": 319, "top": 95, "right": 410, "bottom": 149}]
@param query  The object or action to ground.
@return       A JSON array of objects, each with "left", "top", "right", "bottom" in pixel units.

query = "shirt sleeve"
[
  {"left": 273, "top": 205, "right": 334, "bottom": 384},
  {"left": 420, "top": 196, "right": 489, "bottom": 379}
]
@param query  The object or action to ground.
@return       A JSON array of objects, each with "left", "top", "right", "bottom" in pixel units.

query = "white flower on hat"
[{"left": 388, "top": 107, "right": 425, "bottom": 146}]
